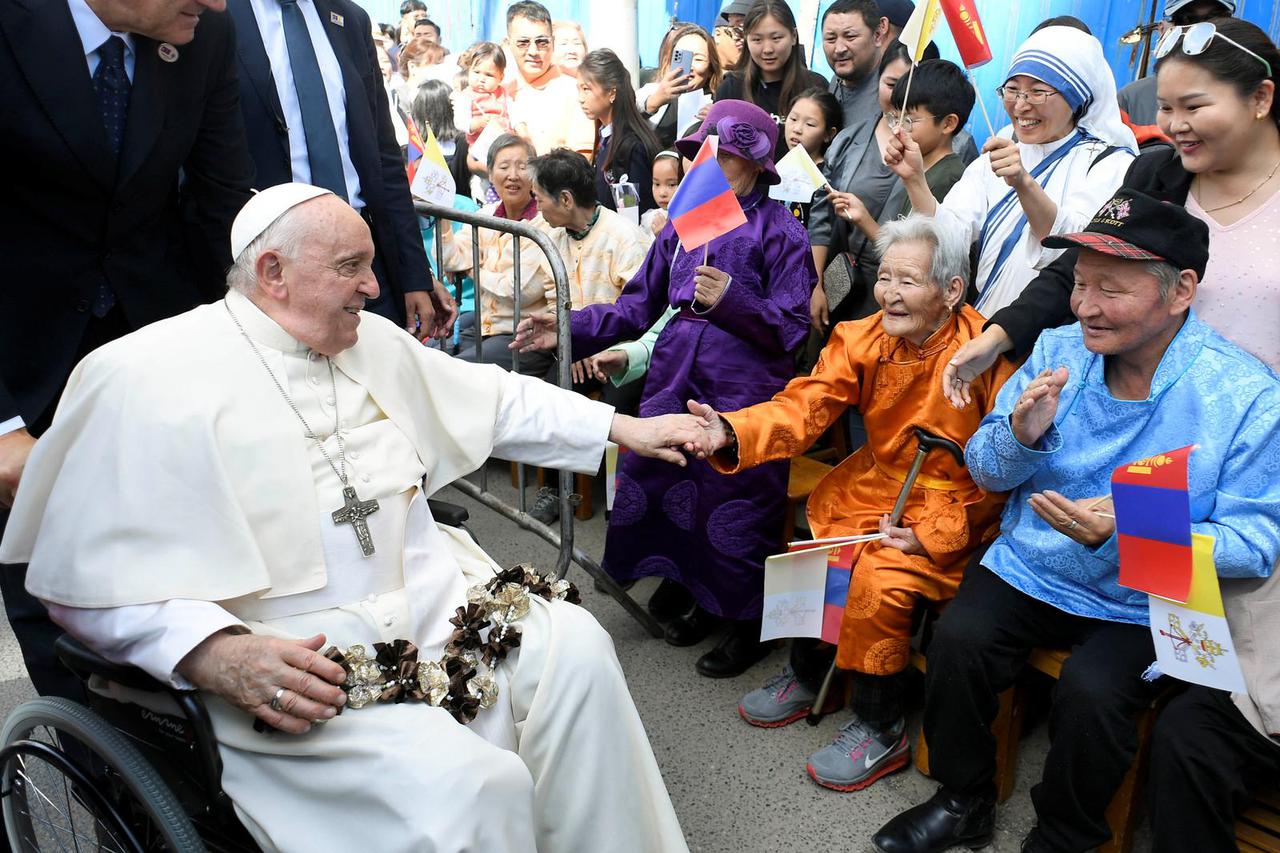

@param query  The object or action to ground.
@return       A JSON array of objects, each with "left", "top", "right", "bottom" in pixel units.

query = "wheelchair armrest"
[
  {"left": 54, "top": 634, "right": 172, "bottom": 694},
  {"left": 427, "top": 498, "right": 469, "bottom": 528}
]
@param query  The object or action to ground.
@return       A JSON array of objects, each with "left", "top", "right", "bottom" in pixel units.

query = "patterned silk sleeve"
[
  {"left": 712, "top": 325, "right": 863, "bottom": 473},
  {"left": 965, "top": 339, "right": 1063, "bottom": 493}
]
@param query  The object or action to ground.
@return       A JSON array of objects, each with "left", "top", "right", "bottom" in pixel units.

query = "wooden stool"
[
  {"left": 1238, "top": 788, "right": 1280, "bottom": 852},
  {"left": 911, "top": 646, "right": 1168, "bottom": 853},
  {"left": 784, "top": 456, "right": 833, "bottom": 544}
]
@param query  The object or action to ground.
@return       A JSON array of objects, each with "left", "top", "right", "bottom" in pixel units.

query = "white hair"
[
  {"left": 1144, "top": 260, "right": 1181, "bottom": 302},
  {"left": 874, "top": 214, "right": 970, "bottom": 305},
  {"left": 224, "top": 205, "right": 316, "bottom": 294}
]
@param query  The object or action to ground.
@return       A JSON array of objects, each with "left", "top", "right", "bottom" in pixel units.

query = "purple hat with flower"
[{"left": 675, "top": 99, "right": 780, "bottom": 186}]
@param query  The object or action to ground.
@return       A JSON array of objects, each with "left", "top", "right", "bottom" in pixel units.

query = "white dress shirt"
[
  {"left": 68, "top": 0, "right": 136, "bottom": 82},
  {"left": 246, "top": 0, "right": 364, "bottom": 209}
]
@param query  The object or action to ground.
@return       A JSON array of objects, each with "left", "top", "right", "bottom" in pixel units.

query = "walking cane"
[{"left": 805, "top": 427, "right": 966, "bottom": 726}]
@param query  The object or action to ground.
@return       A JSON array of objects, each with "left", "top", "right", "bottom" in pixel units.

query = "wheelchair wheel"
[{"left": 1, "top": 697, "right": 205, "bottom": 852}]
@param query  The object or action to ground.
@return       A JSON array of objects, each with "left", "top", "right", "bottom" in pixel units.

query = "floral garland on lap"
[{"left": 322, "top": 565, "right": 580, "bottom": 724}]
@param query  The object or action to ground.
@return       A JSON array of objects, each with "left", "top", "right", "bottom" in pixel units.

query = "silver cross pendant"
[{"left": 331, "top": 485, "right": 380, "bottom": 557}]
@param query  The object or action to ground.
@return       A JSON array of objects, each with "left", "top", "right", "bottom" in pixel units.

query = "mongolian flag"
[
  {"left": 819, "top": 544, "right": 856, "bottom": 644},
  {"left": 404, "top": 115, "right": 426, "bottom": 183},
  {"left": 1112, "top": 444, "right": 1196, "bottom": 602},
  {"left": 665, "top": 136, "right": 746, "bottom": 252},
  {"left": 938, "top": 0, "right": 993, "bottom": 68}
]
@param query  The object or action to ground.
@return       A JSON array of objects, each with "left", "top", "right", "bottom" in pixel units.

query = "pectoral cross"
[{"left": 332, "top": 485, "right": 380, "bottom": 557}]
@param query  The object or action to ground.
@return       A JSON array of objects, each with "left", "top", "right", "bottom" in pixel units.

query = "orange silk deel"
[{"left": 713, "top": 306, "right": 1018, "bottom": 673}]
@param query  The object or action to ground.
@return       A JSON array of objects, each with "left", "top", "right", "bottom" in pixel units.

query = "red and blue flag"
[
  {"left": 1112, "top": 444, "right": 1195, "bottom": 602},
  {"left": 665, "top": 137, "right": 746, "bottom": 251},
  {"left": 405, "top": 116, "right": 426, "bottom": 183},
  {"left": 820, "top": 544, "right": 856, "bottom": 644}
]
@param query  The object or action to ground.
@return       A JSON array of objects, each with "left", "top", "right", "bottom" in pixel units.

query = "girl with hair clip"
[
  {"left": 577, "top": 48, "right": 662, "bottom": 215},
  {"left": 885, "top": 24, "right": 1137, "bottom": 316},
  {"left": 945, "top": 18, "right": 1280, "bottom": 397},
  {"left": 641, "top": 149, "right": 685, "bottom": 236},
  {"left": 714, "top": 0, "right": 828, "bottom": 158},
  {"left": 638, "top": 23, "right": 724, "bottom": 148}
]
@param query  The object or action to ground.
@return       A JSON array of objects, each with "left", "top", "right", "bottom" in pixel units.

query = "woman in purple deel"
[{"left": 514, "top": 100, "right": 817, "bottom": 678}]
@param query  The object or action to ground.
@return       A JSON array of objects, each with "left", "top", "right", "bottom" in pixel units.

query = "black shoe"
[
  {"left": 648, "top": 579, "right": 694, "bottom": 621},
  {"left": 695, "top": 620, "right": 772, "bottom": 678},
  {"left": 529, "top": 487, "right": 560, "bottom": 525},
  {"left": 664, "top": 606, "right": 720, "bottom": 647},
  {"left": 872, "top": 788, "right": 995, "bottom": 853}
]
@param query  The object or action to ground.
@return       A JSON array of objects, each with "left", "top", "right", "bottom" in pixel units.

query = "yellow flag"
[
  {"left": 410, "top": 125, "right": 456, "bottom": 205},
  {"left": 1172, "top": 532, "right": 1227, "bottom": 616},
  {"left": 899, "top": 0, "right": 942, "bottom": 62}
]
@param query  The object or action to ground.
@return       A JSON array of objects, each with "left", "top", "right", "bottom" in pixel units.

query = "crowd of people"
[{"left": 1, "top": 0, "right": 1278, "bottom": 851}]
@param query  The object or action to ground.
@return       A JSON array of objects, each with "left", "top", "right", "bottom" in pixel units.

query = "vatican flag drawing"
[{"left": 409, "top": 125, "right": 456, "bottom": 207}]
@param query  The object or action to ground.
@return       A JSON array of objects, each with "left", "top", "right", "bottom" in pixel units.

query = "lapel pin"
[
  {"left": 330, "top": 11, "right": 345, "bottom": 26},
  {"left": 158, "top": 42, "right": 179, "bottom": 62}
]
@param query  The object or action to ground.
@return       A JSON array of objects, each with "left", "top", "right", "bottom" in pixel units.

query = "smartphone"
[{"left": 671, "top": 48, "right": 694, "bottom": 81}]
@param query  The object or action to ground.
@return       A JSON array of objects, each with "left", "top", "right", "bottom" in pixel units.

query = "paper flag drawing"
[
  {"left": 409, "top": 125, "right": 456, "bottom": 206},
  {"left": 1147, "top": 533, "right": 1246, "bottom": 692},
  {"left": 666, "top": 136, "right": 746, "bottom": 251},
  {"left": 1114, "top": 444, "right": 1195, "bottom": 602},
  {"left": 676, "top": 90, "right": 712, "bottom": 139},
  {"left": 604, "top": 441, "right": 627, "bottom": 512},
  {"left": 761, "top": 535, "right": 884, "bottom": 642},
  {"left": 899, "top": 0, "right": 942, "bottom": 62},
  {"left": 768, "top": 144, "right": 828, "bottom": 204}
]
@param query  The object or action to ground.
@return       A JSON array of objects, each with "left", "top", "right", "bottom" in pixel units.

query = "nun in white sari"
[{"left": 887, "top": 26, "right": 1137, "bottom": 315}]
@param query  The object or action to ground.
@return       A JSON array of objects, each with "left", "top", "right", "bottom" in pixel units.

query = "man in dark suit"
[
  {"left": 0, "top": 0, "right": 255, "bottom": 699},
  {"left": 226, "top": 0, "right": 455, "bottom": 340}
]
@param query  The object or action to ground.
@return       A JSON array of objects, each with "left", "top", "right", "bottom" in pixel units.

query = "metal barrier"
[{"left": 415, "top": 199, "right": 663, "bottom": 638}]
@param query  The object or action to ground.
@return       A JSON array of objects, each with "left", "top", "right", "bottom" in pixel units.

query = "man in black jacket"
[
  {"left": 225, "top": 0, "right": 455, "bottom": 339},
  {"left": 0, "top": 0, "right": 255, "bottom": 698}
]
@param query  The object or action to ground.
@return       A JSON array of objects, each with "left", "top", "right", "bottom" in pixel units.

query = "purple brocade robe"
[{"left": 571, "top": 190, "right": 816, "bottom": 619}]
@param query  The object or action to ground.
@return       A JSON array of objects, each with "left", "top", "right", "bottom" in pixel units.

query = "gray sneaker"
[
  {"left": 529, "top": 487, "right": 560, "bottom": 525},
  {"left": 806, "top": 714, "right": 909, "bottom": 792},
  {"left": 738, "top": 668, "right": 817, "bottom": 728}
]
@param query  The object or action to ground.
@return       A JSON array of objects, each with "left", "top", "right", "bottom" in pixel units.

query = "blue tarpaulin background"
[{"left": 356, "top": 0, "right": 1280, "bottom": 147}]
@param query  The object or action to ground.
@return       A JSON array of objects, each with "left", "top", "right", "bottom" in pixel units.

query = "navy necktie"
[
  {"left": 91, "top": 36, "right": 130, "bottom": 317},
  {"left": 277, "top": 0, "right": 349, "bottom": 200}
]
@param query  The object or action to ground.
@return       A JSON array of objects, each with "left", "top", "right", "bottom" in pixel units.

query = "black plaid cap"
[{"left": 1041, "top": 188, "right": 1210, "bottom": 279}]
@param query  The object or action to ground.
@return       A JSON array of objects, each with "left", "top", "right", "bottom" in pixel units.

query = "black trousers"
[
  {"left": 1148, "top": 686, "right": 1280, "bottom": 852},
  {"left": 923, "top": 563, "right": 1159, "bottom": 852}
]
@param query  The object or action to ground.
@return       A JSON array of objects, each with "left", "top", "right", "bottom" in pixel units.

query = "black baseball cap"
[
  {"left": 878, "top": 0, "right": 917, "bottom": 28},
  {"left": 1041, "top": 189, "right": 1210, "bottom": 279}
]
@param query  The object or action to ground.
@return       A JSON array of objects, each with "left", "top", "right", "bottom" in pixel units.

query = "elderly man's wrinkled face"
[
  {"left": 1069, "top": 250, "right": 1191, "bottom": 356},
  {"left": 266, "top": 198, "right": 379, "bottom": 356},
  {"left": 92, "top": 0, "right": 225, "bottom": 45},
  {"left": 875, "top": 239, "right": 954, "bottom": 346}
]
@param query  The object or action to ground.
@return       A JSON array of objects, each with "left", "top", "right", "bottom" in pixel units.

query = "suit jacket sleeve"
[
  {"left": 180, "top": 13, "right": 256, "bottom": 302},
  {"left": 361, "top": 16, "right": 433, "bottom": 295}
]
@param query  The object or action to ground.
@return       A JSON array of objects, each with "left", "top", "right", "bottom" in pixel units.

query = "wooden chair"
[
  {"left": 911, "top": 647, "right": 1168, "bottom": 853},
  {"left": 784, "top": 456, "right": 834, "bottom": 544},
  {"left": 1238, "top": 788, "right": 1280, "bottom": 852}
]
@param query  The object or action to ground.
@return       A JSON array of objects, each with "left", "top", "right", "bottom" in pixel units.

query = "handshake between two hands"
[{"left": 607, "top": 401, "right": 733, "bottom": 468}]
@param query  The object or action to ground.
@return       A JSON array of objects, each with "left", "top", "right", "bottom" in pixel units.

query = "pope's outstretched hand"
[
  {"left": 510, "top": 313, "right": 557, "bottom": 353},
  {"left": 609, "top": 413, "right": 711, "bottom": 467},
  {"left": 178, "top": 631, "right": 348, "bottom": 735}
]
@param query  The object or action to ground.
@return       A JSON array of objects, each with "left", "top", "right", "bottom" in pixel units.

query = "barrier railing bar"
[{"left": 417, "top": 199, "right": 662, "bottom": 638}]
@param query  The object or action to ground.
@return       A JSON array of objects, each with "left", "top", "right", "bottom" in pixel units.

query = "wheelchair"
[{"left": 0, "top": 499, "right": 475, "bottom": 852}]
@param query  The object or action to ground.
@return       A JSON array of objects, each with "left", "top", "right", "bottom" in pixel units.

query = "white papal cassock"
[{"left": 0, "top": 290, "right": 688, "bottom": 853}]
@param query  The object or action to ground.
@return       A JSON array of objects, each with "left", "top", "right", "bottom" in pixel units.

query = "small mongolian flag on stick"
[{"left": 1112, "top": 444, "right": 1196, "bottom": 602}]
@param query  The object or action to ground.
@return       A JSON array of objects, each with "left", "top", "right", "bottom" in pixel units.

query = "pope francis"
[{"left": 0, "top": 184, "right": 696, "bottom": 852}]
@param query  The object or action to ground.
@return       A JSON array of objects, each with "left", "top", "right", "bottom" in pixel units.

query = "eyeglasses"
[
  {"left": 1155, "top": 22, "right": 1273, "bottom": 78},
  {"left": 996, "top": 86, "right": 1061, "bottom": 105},
  {"left": 886, "top": 112, "right": 937, "bottom": 131},
  {"left": 715, "top": 25, "right": 744, "bottom": 41},
  {"left": 513, "top": 37, "right": 552, "bottom": 52}
]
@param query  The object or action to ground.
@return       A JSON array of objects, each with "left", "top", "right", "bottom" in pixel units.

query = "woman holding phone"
[{"left": 638, "top": 24, "right": 724, "bottom": 147}]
